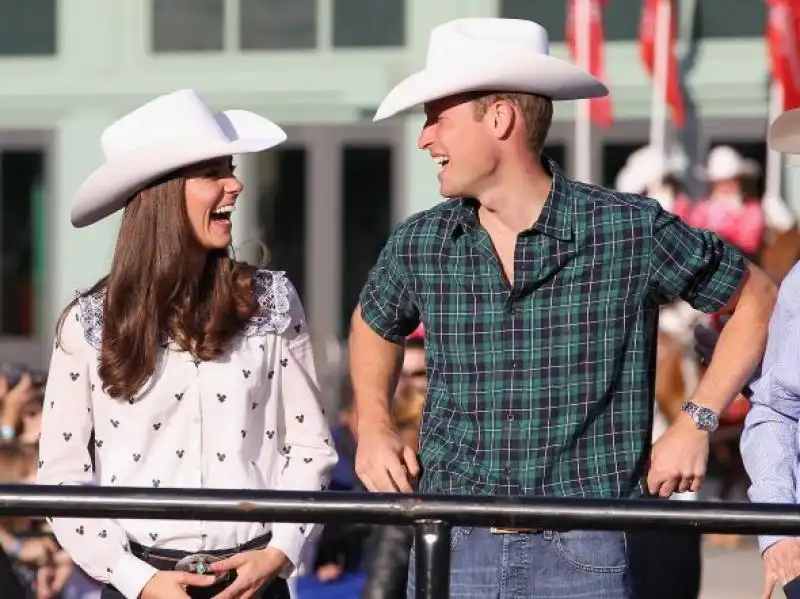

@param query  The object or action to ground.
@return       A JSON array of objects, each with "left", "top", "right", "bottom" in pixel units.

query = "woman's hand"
[{"left": 208, "top": 547, "right": 289, "bottom": 599}]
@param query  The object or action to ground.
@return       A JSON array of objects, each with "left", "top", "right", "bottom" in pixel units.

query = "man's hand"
[
  {"left": 355, "top": 419, "right": 419, "bottom": 493},
  {"left": 140, "top": 570, "right": 217, "bottom": 599},
  {"left": 207, "top": 547, "right": 289, "bottom": 599},
  {"left": 647, "top": 416, "right": 709, "bottom": 497},
  {"left": 762, "top": 539, "right": 800, "bottom": 599}
]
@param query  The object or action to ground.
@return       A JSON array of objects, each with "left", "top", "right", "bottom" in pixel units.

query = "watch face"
[{"left": 696, "top": 409, "right": 718, "bottom": 430}]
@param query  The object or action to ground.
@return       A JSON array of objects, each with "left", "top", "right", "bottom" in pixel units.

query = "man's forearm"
[
  {"left": 349, "top": 307, "right": 405, "bottom": 428},
  {"left": 693, "top": 268, "right": 777, "bottom": 415}
]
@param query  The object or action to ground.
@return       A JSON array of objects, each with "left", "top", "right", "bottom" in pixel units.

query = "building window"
[
  {"left": 0, "top": 150, "right": 44, "bottom": 337},
  {"left": 258, "top": 148, "right": 307, "bottom": 302},
  {"left": 240, "top": 0, "right": 317, "bottom": 50},
  {"left": 341, "top": 146, "right": 392, "bottom": 337},
  {"left": 333, "top": 0, "right": 405, "bottom": 47},
  {"left": 0, "top": 0, "right": 56, "bottom": 56},
  {"left": 696, "top": 0, "right": 765, "bottom": 39},
  {"left": 151, "top": 0, "right": 224, "bottom": 53}
]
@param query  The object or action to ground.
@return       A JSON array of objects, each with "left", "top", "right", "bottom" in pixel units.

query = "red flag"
[
  {"left": 638, "top": 0, "right": 685, "bottom": 127},
  {"left": 766, "top": 0, "right": 800, "bottom": 110},
  {"left": 566, "top": 0, "right": 613, "bottom": 127}
]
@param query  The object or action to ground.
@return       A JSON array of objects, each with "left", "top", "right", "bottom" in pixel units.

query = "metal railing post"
[{"left": 414, "top": 519, "right": 450, "bottom": 599}]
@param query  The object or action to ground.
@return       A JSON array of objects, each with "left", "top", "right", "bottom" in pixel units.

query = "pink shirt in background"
[{"left": 688, "top": 198, "right": 765, "bottom": 255}]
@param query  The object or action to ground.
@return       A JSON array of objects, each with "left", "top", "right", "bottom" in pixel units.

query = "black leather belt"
[{"left": 130, "top": 531, "right": 273, "bottom": 574}]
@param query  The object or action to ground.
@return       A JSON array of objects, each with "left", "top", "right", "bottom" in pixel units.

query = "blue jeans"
[{"left": 407, "top": 527, "right": 631, "bottom": 599}]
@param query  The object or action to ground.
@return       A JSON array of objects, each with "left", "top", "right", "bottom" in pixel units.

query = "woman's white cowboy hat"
[
  {"left": 373, "top": 18, "right": 608, "bottom": 122},
  {"left": 71, "top": 89, "right": 287, "bottom": 228},
  {"left": 694, "top": 145, "right": 760, "bottom": 182}
]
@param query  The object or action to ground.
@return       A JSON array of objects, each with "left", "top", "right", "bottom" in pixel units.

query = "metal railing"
[{"left": 3, "top": 485, "right": 800, "bottom": 598}]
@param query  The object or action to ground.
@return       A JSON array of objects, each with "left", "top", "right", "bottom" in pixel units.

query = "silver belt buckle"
[{"left": 175, "top": 553, "right": 217, "bottom": 575}]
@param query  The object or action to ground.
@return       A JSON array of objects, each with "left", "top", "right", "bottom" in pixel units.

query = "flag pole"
[
  {"left": 649, "top": 0, "right": 670, "bottom": 157},
  {"left": 574, "top": 0, "right": 592, "bottom": 182},
  {"left": 765, "top": 81, "right": 783, "bottom": 200}
]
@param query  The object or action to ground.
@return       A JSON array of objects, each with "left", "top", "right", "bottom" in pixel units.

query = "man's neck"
[{"left": 475, "top": 157, "right": 553, "bottom": 234}]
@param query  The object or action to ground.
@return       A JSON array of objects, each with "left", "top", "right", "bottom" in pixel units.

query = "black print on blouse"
[
  {"left": 70, "top": 372, "right": 79, "bottom": 381},
  {"left": 153, "top": 479, "right": 160, "bottom": 488},
  {"left": 280, "top": 359, "right": 288, "bottom": 368},
  {"left": 111, "top": 475, "right": 117, "bottom": 483},
  {"left": 75, "top": 525, "right": 84, "bottom": 535},
  {"left": 95, "top": 439, "right": 103, "bottom": 447},
  {"left": 251, "top": 401, "right": 258, "bottom": 411},
  {"left": 91, "top": 384, "right": 95, "bottom": 391},
  {"left": 98, "top": 530, "right": 107, "bottom": 538},
  {"left": 149, "top": 533, "right": 158, "bottom": 541},
  {"left": 38, "top": 460, "right": 43, "bottom": 469},
  {"left": 192, "top": 359, "right": 201, "bottom": 368},
  {"left": 241, "top": 430, "right": 246, "bottom": 438},
  {"left": 107, "top": 568, "right": 113, "bottom": 574},
  {"left": 266, "top": 430, "right": 274, "bottom": 439},
  {"left": 294, "top": 323, "right": 301, "bottom": 334},
  {"left": 282, "top": 445, "right": 291, "bottom": 454},
  {"left": 176, "top": 450, "right": 184, "bottom": 458},
  {"left": 111, "top": 420, "right": 119, "bottom": 428},
  {"left": 83, "top": 464, "right": 91, "bottom": 472},
  {"left": 258, "top": 344, "right": 265, "bottom": 351},
  {"left": 299, "top": 525, "right": 306, "bottom": 534},
  {"left": 175, "top": 393, "right": 183, "bottom": 401},
  {"left": 217, "top": 394, "right": 226, "bottom": 403},
  {"left": 267, "top": 370, "right": 275, "bottom": 379},
  {"left": 295, "top": 414, "right": 304, "bottom": 423},
  {"left": 217, "top": 453, "right": 226, "bottom": 462},
  {"left": 128, "top": 397, "right": 135, "bottom": 405},
  {"left": 153, "top": 423, "right": 161, "bottom": 431},
  {"left": 63, "top": 432, "right": 72, "bottom": 442},
  {"left": 303, "top": 458, "right": 313, "bottom": 464},
  {"left": 133, "top": 453, "right": 142, "bottom": 462},
  {"left": 242, "top": 369, "right": 251, "bottom": 379},
  {"left": 50, "top": 401, "right": 54, "bottom": 409},
  {"left": 323, "top": 437, "right": 330, "bottom": 446}
]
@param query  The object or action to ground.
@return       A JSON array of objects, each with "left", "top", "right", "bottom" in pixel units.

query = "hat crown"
[
  {"left": 707, "top": 145, "right": 744, "bottom": 179},
  {"left": 426, "top": 18, "right": 550, "bottom": 70},
  {"left": 100, "top": 89, "right": 228, "bottom": 160}
]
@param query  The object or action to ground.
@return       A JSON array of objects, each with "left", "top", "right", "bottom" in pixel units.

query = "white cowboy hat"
[
  {"left": 695, "top": 145, "right": 760, "bottom": 182},
  {"left": 768, "top": 107, "right": 800, "bottom": 163},
  {"left": 615, "top": 146, "right": 682, "bottom": 193},
  {"left": 373, "top": 18, "right": 608, "bottom": 122},
  {"left": 71, "top": 89, "right": 287, "bottom": 228}
]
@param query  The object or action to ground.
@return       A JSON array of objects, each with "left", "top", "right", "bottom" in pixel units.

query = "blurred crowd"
[{"left": 0, "top": 141, "right": 796, "bottom": 598}]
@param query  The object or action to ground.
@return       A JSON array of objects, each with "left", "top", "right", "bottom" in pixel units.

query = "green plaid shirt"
[{"left": 359, "top": 159, "right": 745, "bottom": 499}]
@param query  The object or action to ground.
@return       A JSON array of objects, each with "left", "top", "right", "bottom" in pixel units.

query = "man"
[
  {"left": 740, "top": 107, "right": 800, "bottom": 599},
  {"left": 350, "top": 18, "right": 776, "bottom": 598}
]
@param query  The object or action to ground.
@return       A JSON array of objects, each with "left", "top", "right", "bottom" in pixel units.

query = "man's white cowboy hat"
[
  {"left": 695, "top": 145, "right": 760, "bottom": 182},
  {"left": 373, "top": 18, "right": 608, "bottom": 122},
  {"left": 71, "top": 89, "right": 287, "bottom": 228}
]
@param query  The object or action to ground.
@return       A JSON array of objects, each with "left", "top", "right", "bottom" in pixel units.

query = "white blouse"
[{"left": 35, "top": 270, "right": 338, "bottom": 599}]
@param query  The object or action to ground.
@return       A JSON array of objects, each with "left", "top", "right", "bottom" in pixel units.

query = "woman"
[{"left": 35, "top": 89, "right": 337, "bottom": 599}]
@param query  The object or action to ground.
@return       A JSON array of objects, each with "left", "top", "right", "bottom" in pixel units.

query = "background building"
[{"left": 0, "top": 0, "right": 791, "bottom": 372}]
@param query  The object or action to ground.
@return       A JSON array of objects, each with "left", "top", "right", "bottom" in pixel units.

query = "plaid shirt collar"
[{"left": 448, "top": 156, "right": 575, "bottom": 242}]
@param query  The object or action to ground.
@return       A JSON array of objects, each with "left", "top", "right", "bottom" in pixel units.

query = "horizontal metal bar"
[{"left": 2, "top": 485, "right": 799, "bottom": 535}]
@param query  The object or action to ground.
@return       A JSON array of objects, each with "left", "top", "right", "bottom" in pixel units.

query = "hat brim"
[
  {"left": 374, "top": 52, "right": 608, "bottom": 121},
  {"left": 70, "top": 109, "right": 287, "bottom": 228},
  {"left": 769, "top": 107, "right": 800, "bottom": 163}
]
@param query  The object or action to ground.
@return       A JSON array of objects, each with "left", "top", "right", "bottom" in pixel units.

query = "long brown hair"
[{"left": 57, "top": 169, "right": 258, "bottom": 400}]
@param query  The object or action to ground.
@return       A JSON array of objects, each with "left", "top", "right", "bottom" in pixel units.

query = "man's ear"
[{"left": 490, "top": 100, "right": 515, "bottom": 140}]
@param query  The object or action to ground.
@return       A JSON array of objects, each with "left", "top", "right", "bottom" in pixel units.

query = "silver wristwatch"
[{"left": 680, "top": 401, "right": 719, "bottom": 433}]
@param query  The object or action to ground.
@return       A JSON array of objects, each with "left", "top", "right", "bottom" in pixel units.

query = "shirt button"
[
  {"left": 508, "top": 304, "right": 517, "bottom": 314},
  {"left": 511, "top": 360, "right": 520, "bottom": 369},
  {"left": 506, "top": 412, "right": 515, "bottom": 421}
]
